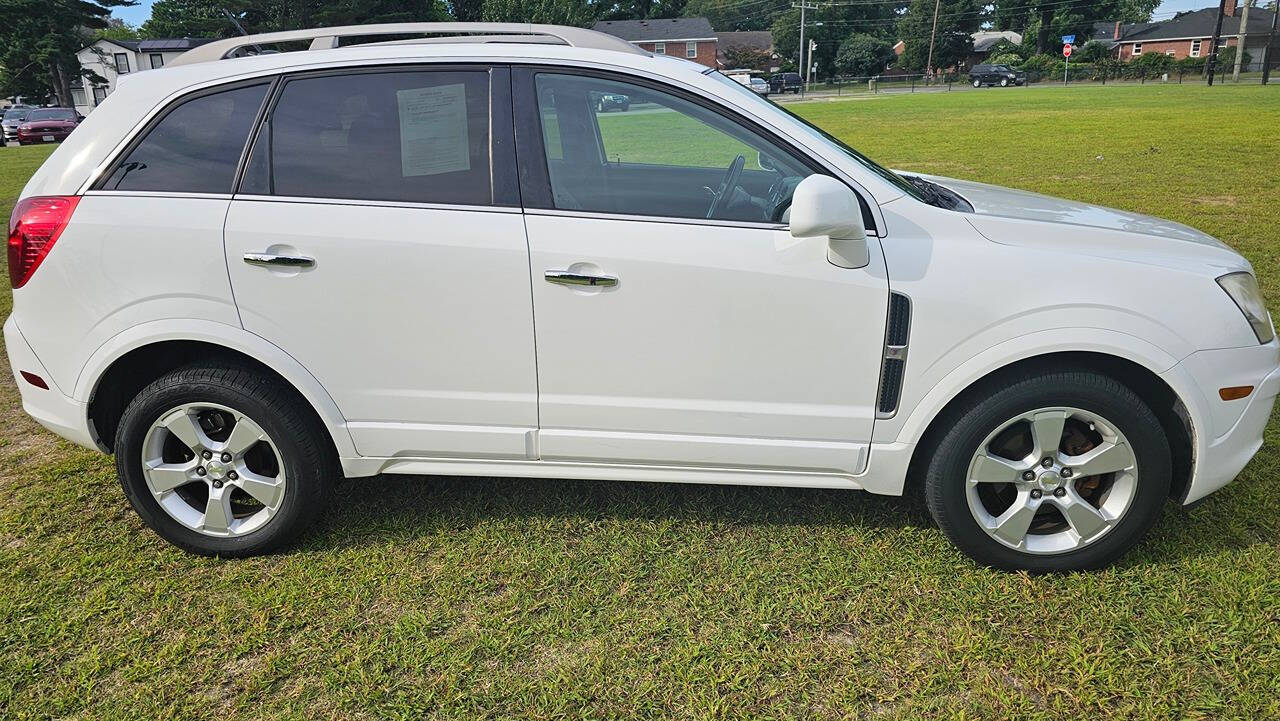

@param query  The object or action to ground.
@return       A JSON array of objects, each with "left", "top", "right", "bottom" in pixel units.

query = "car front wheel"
[
  {"left": 924, "top": 369, "right": 1171, "bottom": 572},
  {"left": 1000, "top": 78, "right": 1010, "bottom": 87},
  {"left": 115, "top": 364, "right": 335, "bottom": 556},
  {"left": 972, "top": 78, "right": 982, "bottom": 87}
]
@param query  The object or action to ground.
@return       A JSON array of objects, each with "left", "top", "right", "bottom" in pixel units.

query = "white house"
[{"left": 73, "top": 38, "right": 211, "bottom": 115}]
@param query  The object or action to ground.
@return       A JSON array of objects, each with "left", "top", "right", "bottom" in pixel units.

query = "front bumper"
[
  {"left": 4, "top": 316, "right": 99, "bottom": 450},
  {"left": 1162, "top": 341, "right": 1280, "bottom": 504}
]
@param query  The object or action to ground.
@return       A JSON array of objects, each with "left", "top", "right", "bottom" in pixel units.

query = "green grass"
[{"left": 2, "top": 85, "right": 1279, "bottom": 720}]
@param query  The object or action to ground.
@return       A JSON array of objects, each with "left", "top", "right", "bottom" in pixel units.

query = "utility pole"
[
  {"left": 1207, "top": 0, "right": 1229, "bottom": 85},
  {"left": 794, "top": 2, "right": 820, "bottom": 91},
  {"left": 1262, "top": 0, "right": 1278, "bottom": 84},
  {"left": 807, "top": 38, "right": 817, "bottom": 91},
  {"left": 1233, "top": 0, "right": 1252, "bottom": 80},
  {"left": 925, "top": 0, "right": 942, "bottom": 80}
]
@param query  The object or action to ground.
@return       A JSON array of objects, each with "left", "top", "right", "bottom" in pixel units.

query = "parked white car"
[{"left": 7, "top": 24, "right": 1277, "bottom": 571}]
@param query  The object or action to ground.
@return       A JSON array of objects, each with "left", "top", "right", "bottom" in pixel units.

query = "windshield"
[
  {"left": 26, "top": 109, "right": 75, "bottom": 121},
  {"left": 703, "top": 69, "right": 927, "bottom": 202},
  {"left": 3, "top": 109, "right": 30, "bottom": 121}
]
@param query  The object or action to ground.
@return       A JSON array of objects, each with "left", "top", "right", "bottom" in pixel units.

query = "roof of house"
[
  {"left": 716, "top": 31, "right": 772, "bottom": 53},
  {"left": 1119, "top": 7, "right": 1277, "bottom": 42},
  {"left": 592, "top": 18, "right": 716, "bottom": 42},
  {"left": 971, "top": 30, "right": 1022, "bottom": 53}
]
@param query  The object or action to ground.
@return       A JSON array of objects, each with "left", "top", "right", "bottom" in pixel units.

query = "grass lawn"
[{"left": 2, "top": 84, "right": 1279, "bottom": 720}]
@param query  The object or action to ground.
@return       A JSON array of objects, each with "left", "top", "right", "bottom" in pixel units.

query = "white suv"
[{"left": 7, "top": 24, "right": 1277, "bottom": 571}]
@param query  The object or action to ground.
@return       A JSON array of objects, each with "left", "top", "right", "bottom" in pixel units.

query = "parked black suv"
[
  {"left": 969, "top": 64, "right": 1025, "bottom": 87},
  {"left": 768, "top": 72, "right": 803, "bottom": 94}
]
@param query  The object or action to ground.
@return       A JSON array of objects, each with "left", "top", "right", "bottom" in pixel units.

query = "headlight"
[{"left": 1217, "top": 272, "right": 1274, "bottom": 344}]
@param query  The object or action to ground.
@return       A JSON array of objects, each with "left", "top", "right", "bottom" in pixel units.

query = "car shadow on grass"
[{"left": 302, "top": 471, "right": 1274, "bottom": 570}]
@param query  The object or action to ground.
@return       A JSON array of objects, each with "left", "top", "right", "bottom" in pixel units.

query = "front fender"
[
  {"left": 73, "top": 318, "right": 360, "bottom": 461},
  {"left": 881, "top": 326, "right": 1181, "bottom": 447}
]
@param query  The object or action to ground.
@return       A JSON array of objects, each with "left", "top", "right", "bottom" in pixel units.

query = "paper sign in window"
[{"left": 397, "top": 84, "right": 471, "bottom": 177}]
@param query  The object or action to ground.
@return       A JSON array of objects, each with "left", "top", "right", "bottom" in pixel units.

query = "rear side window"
[
  {"left": 100, "top": 83, "right": 268, "bottom": 193},
  {"left": 241, "top": 70, "right": 493, "bottom": 205}
]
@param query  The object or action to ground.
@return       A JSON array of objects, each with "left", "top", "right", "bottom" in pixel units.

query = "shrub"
[
  {"left": 1130, "top": 51, "right": 1175, "bottom": 75},
  {"left": 1214, "top": 46, "right": 1252, "bottom": 70},
  {"left": 988, "top": 51, "right": 1023, "bottom": 66},
  {"left": 1020, "top": 54, "right": 1058, "bottom": 73},
  {"left": 1077, "top": 40, "right": 1112, "bottom": 63}
]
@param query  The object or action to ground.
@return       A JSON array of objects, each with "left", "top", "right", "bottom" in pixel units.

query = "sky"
[{"left": 108, "top": 0, "right": 1227, "bottom": 29}]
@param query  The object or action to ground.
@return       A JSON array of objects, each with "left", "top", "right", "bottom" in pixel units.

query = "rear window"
[
  {"left": 100, "top": 83, "right": 268, "bottom": 194},
  {"left": 241, "top": 69, "right": 493, "bottom": 205}
]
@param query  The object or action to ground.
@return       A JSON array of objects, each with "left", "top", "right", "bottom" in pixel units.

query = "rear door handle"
[
  {"left": 243, "top": 252, "right": 315, "bottom": 269},
  {"left": 544, "top": 270, "right": 617, "bottom": 287}
]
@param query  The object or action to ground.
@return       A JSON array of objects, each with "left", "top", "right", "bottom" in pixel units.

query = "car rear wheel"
[
  {"left": 924, "top": 369, "right": 1171, "bottom": 572},
  {"left": 115, "top": 364, "right": 335, "bottom": 557}
]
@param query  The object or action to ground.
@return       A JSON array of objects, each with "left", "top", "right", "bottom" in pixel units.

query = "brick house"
[
  {"left": 1111, "top": 0, "right": 1277, "bottom": 65},
  {"left": 591, "top": 18, "right": 718, "bottom": 68}
]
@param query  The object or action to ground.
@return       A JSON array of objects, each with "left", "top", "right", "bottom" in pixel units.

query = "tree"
[
  {"left": 140, "top": 0, "right": 451, "bottom": 39},
  {"left": 682, "top": 0, "right": 770, "bottom": 31},
  {"left": 772, "top": 2, "right": 905, "bottom": 79},
  {"left": 897, "top": 0, "right": 985, "bottom": 73},
  {"left": 480, "top": 0, "right": 596, "bottom": 25},
  {"left": 835, "top": 33, "right": 894, "bottom": 76},
  {"left": 721, "top": 44, "right": 773, "bottom": 71},
  {"left": 0, "top": 0, "right": 134, "bottom": 108},
  {"left": 992, "top": 0, "right": 1161, "bottom": 54},
  {"left": 596, "top": 0, "right": 687, "bottom": 21}
]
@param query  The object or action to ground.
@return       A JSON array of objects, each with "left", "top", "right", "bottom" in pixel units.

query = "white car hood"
[
  {"left": 892, "top": 172, "right": 1249, "bottom": 275},
  {"left": 914, "top": 173, "right": 1230, "bottom": 249}
]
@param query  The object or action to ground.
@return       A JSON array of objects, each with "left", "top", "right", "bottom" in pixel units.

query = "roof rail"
[{"left": 168, "top": 22, "right": 646, "bottom": 66}]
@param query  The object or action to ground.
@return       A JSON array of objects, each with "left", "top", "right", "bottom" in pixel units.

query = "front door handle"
[
  {"left": 243, "top": 252, "right": 315, "bottom": 269},
  {"left": 544, "top": 270, "right": 618, "bottom": 287}
]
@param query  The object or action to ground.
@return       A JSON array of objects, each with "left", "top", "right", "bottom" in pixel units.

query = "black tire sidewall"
[
  {"left": 925, "top": 371, "right": 1171, "bottom": 572},
  {"left": 115, "top": 367, "right": 332, "bottom": 557}
]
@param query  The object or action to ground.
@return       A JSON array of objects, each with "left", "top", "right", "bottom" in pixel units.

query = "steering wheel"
[{"left": 705, "top": 154, "right": 746, "bottom": 219}]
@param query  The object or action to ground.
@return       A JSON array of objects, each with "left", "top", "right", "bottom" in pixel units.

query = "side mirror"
[{"left": 789, "top": 175, "right": 869, "bottom": 269}]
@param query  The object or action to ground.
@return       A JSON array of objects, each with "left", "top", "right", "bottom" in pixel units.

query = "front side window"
[
  {"left": 242, "top": 70, "right": 493, "bottom": 205},
  {"left": 686, "top": 41, "right": 698, "bottom": 59},
  {"left": 533, "top": 73, "right": 814, "bottom": 223},
  {"left": 114, "top": 53, "right": 130, "bottom": 73},
  {"left": 100, "top": 83, "right": 268, "bottom": 193}
]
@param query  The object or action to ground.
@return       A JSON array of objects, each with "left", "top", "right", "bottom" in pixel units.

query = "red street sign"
[{"left": 1063, "top": 44, "right": 1073, "bottom": 58}]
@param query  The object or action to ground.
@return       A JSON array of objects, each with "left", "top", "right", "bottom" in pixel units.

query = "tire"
[
  {"left": 1000, "top": 78, "right": 1010, "bottom": 87},
  {"left": 973, "top": 78, "right": 982, "bottom": 87},
  {"left": 924, "top": 369, "right": 1171, "bottom": 572},
  {"left": 115, "top": 364, "right": 335, "bottom": 557}
]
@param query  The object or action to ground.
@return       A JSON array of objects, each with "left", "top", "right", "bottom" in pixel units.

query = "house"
[
  {"left": 73, "top": 37, "right": 211, "bottom": 115},
  {"left": 716, "top": 30, "right": 775, "bottom": 69},
  {"left": 1111, "top": 0, "right": 1276, "bottom": 64},
  {"left": 591, "top": 18, "right": 718, "bottom": 68},
  {"left": 967, "top": 30, "right": 1023, "bottom": 66}
]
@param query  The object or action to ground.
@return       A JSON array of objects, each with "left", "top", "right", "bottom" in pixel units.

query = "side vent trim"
[{"left": 876, "top": 292, "right": 912, "bottom": 418}]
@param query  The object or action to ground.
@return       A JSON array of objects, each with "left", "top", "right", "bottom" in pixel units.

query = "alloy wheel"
[
  {"left": 964, "top": 407, "right": 1139, "bottom": 555},
  {"left": 140, "top": 402, "right": 287, "bottom": 537}
]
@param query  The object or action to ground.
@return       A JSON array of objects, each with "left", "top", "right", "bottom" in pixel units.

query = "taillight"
[{"left": 7, "top": 195, "right": 79, "bottom": 288}]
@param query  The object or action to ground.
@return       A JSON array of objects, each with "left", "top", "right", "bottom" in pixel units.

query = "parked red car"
[{"left": 16, "top": 108, "right": 81, "bottom": 145}]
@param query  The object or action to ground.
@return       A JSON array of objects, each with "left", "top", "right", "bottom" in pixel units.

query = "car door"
[
  {"left": 224, "top": 66, "right": 539, "bottom": 459},
  {"left": 514, "top": 68, "right": 889, "bottom": 475}
]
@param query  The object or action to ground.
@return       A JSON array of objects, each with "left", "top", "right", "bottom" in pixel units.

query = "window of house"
[
  {"left": 150, "top": 54, "right": 165, "bottom": 69},
  {"left": 114, "top": 53, "right": 130, "bottom": 73},
  {"left": 1132, "top": 44, "right": 1142, "bottom": 56},
  {"left": 654, "top": 42, "right": 665, "bottom": 54},
  {"left": 1166, "top": 49, "right": 1176, "bottom": 56},
  {"left": 100, "top": 83, "right": 269, "bottom": 193},
  {"left": 686, "top": 41, "right": 698, "bottom": 59},
  {"left": 533, "top": 72, "right": 815, "bottom": 223},
  {"left": 71, "top": 88, "right": 87, "bottom": 107},
  {"left": 241, "top": 70, "right": 494, "bottom": 206},
  {"left": 92, "top": 86, "right": 108, "bottom": 105},
  {"left": 1190, "top": 40, "right": 1201, "bottom": 57}
]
